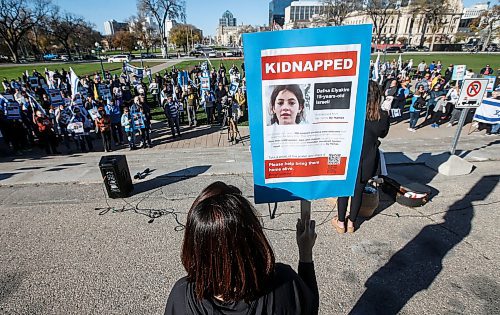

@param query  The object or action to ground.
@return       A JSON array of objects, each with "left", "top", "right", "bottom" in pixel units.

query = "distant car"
[
  {"left": 208, "top": 51, "right": 217, "bottom": 58},
  {"left": 415, "top": 45, "right": 430, "bottom": 52},
  {"left": 140, "top": 53, "right": 156, "bottom": 59},
  {"left": 401, "top": 45, "right": 417, "bottom": 52},
  {"left": 189, "top": 50, "right": 204, "bottom": 57},
  {"left": 60, "top": 55, "right": 70, "bottom": 61},
  {"left": 385, "top": 46, "right": 402, "bottom": 53},
  {"left": 107, "top": 55, "right": 130, "bottom": 63},
  {"left": 43, "top": 53, "right": 58, "bottom": 61},
  {"left": 486, "top": 43, "right": 498, "bottom": 52},
  {"left": 224, "top": 51, "right": 234, "bottom": 57}
]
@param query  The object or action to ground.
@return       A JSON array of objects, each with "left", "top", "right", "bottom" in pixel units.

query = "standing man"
[
  {"left": 185, "top": 85, "right": 198, "bottom": 126},
  {"left": 164, "top": 95, "right": 181, "bottom": 138},
  {"left": 417, "top": 60, "right": 427, "bottom": 76},
  {"left": 215, "top": 82, "right": 228, "bottom": 126}
]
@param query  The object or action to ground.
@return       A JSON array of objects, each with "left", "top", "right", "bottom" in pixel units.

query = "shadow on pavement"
[
  {"left": 349, "top": 175, "right": 499, "bottom": 315},
  {"left": 133, "top": 165, "right": 211, "bottom": 195}
]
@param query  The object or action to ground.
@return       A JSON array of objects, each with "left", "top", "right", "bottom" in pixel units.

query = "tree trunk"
[
  {"left": 5, "top": 40, "right": 19, "bottom": 63},
  {"left": 482, "top": 24, "right": 492, "bottom": 52},
  {"left": 419, "top": 19, "right": 428, "bottom": 47},
  {"left": 64, "top": 44, "right": 72, "bottom": 60},
  {"left": 430, "top": 29, "right": 436, "bottom": 51}
]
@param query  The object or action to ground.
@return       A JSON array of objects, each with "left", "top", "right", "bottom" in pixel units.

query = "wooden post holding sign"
[
  {"left": 450, "top": 78, "right": 489, "bottom": 155},
  {"left": 242, "top": 25, "right": 372, "bottom": 220}
]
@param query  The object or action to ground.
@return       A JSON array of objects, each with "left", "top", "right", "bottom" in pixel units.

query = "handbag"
[{"left": 381, "top": 96, "right": 393, "bottom": 111}]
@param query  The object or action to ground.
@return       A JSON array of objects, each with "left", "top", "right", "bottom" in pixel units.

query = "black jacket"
[
  {"left": 360, "top": 111, "right": 390, "bottom": 182},
  {"left": 164, "top": 262, "right": 318, "bottom": 315}
]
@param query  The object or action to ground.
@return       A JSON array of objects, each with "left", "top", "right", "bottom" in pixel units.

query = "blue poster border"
[{"left": 243, "top": 25, "right": 372, "bottom": 204}]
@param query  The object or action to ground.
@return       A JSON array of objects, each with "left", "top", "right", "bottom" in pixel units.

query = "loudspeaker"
[{"left": 99, "top": 155, "right": 133, "bottom": 198}]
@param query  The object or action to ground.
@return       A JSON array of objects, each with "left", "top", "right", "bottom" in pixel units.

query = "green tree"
[{"left": 169, "top": 24, "right": 202, "bottom": 53}]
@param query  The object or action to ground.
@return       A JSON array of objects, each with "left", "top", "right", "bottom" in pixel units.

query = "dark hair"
[
  {"left": 181, "top": 181, "right": 275, "bottom": 302},
  {"left": 270, "top": 84, "right": 305, "bottom": 124},
  {"left": 366, "top": 80, "right": 382, "bottom": 121}
]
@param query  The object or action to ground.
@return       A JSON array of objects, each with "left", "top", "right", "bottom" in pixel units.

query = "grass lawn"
[
  {"left": 371, "top": 53, "right": 500, "bottom": 73},
  {"left": 0, "top": 61, "right": 163, "bottom": 81},
  {"left": 165, "top": 59, "right": 244, "bottom": 73},
  {"left": 170, "top": 54, "right": 498, "bottom": 75}
]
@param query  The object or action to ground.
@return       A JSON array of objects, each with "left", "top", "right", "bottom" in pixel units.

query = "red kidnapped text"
[{"left": 262, "top": 51, "right": 357, "bottom": 80}]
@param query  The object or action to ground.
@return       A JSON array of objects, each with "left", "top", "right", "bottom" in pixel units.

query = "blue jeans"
[
  {"left": 409, "top": 111, "right": 420, "bottom": 129},
  {"left": 491, "top": 123, "right": 500, "bottom": 134}
]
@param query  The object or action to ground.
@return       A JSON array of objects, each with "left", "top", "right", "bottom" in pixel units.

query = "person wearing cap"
[
  {"left": 480, "top": 65, "right": 494, "bottom": 76},
  {"left": 95, "top": 107, "right": 112, "bottom": 152}
]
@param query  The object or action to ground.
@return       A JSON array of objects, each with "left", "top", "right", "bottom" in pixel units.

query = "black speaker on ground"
[{"left": 99, "top": 155, "right": 133, "bottom": 198}]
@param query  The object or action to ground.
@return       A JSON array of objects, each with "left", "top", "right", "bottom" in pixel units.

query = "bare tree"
[
  {"left": 322, "top": 0, "right": 357, "bottom": 26},
  {"left": 47, "top": 9, "right": 88, "bottom": 60},
  {"left": 129, "top": 14, "right": 158, "bottom": 53},
  {"left": 0, "top": 0, "right": 50, "bottom": 62},
  {"left": 470, "top": 5, "right": 500, "bottom": 51},
  {"left": 412, "top": 0, "right": 454, "bottom": 50},
  {"left": 365, "top": 0, "right": 397, "bottom": 46},
  {"left": 137, "top": 0, "right": 185, "bottom": 58}
]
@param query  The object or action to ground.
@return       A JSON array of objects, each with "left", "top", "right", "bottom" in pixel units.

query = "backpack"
[{"left": 414, "top": 96, "right": 426, "bottom": 110}]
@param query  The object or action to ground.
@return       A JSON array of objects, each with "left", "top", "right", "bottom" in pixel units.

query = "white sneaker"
[
  {"left": 407, "top": 128, "right": 413, "bottom": 131},
  {"left": 447, "top": 123, "right": 453, "bottom": 127}
]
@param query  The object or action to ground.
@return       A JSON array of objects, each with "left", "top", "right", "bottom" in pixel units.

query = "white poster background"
[{"left": 262, "top": 44, "right": 360, "bottom": 184}]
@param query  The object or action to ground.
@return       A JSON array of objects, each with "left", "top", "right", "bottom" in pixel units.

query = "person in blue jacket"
[
  {"left": 121, "top": 106, "right": 137, "bottom": 150},
  {"left": 105, "top": 98, "right": 123, "bottom": 145}
]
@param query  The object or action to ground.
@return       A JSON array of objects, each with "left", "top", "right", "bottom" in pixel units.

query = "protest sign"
[
  {"left": 229, "top": 81, "right": 239, "bottom": 96},
  {"left": 132, "top": 112, "right": 145, "bottom": 129},
  {"left": 452, "top": 65, "right": 466, "bottom": 81},
  {"left": 47, "top": 89, "right": 65, "bottom": 107},
  {"left": 1, "top": 94, "right": 21, "bottom": 120},
  {"left": 243, "top": 25, "right": 371, "bottom": 203},
  {"left": 67, "top": 121, "right": 84, "bottom": 134},
  {"left": 201, "top": 76, "right": 210, "bottom": 91},
  {"left": 29, "top": 76, "right": 39, "bottom": 88},
  {"left": 125, "top": 62, "right": 144, "bottom": 79},
  {"left": 98, "top": 84, "right": 112, "bottom": 100},
  {"left": 484, "top": 76, "right": 496, "bottom": 92}
]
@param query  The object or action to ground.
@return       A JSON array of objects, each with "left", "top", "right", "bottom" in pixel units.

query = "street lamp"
[{"left": 94, "top": 42, "right": 105, "bottom": 78}]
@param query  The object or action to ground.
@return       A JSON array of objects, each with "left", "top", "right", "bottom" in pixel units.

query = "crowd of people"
[
  {"left": 0, "top": 61, "right": 247, "bottom": 155},
  {"left": 371, "top": 59, "right": 498, "bottom": 134}
]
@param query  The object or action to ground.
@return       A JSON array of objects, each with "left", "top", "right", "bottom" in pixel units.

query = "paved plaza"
[{"left": 0, "top": 119, "right": 499, "bottom": 315}]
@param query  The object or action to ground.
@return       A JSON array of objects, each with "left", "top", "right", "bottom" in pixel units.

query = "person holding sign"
[
  {"left": 34, "top": 110, "right": 60, "bottom": 155},
  {"left": 332, "top": 81, "right": 389, "bottom": 233},
  {"left": 95, "top": 107, "right": 112, "bottom": 152},
  {"left": 269, "top": 85, "right": 305, "bottom": 125},
  {"left": 164, "top": 181, "right": 318, "bottom": 315},
  {"left": 121, "top": 107, "right": 138, "bottom": 150}
]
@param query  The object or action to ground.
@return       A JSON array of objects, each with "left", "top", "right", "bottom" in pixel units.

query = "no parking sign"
[{"left": 456, "top": 78, "right": 489, "bottom": 109}]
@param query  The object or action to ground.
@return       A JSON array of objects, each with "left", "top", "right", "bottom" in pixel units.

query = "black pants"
[
  {"left": 168, "top": 116, "right": 181, "bottom": 137},
  {"left": 206, "top": 107, "right": 214, "bottom": 124},
  {"left": 39, "top": 131, "right": 59, "bottom": 154},
  {"left": 101, "top": 130, "right": 112, "bottom": 151},
  {"left": 110, "top": 123, "right": 123, "bottom": 144},
  {"left": 140, "top": 128, "right": 151, "bottom": 147},
  {"left": 337, "top": 171, "right": 367, "bottom": 223}
]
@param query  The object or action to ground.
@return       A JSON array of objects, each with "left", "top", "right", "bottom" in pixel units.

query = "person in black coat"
[
  {"left": 165, "top": 181, "right": 319, "bottom": 315},
  {"left": 332, "top": 80, "right": 390, "bottom": 233}
]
